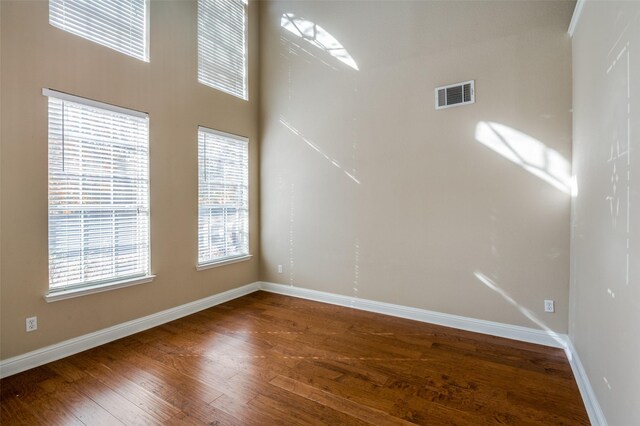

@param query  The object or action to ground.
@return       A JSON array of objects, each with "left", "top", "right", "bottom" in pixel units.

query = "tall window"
[
  {"left": 49, "top": 0, "right": 149, "bottom": 61},
  {"left": 198, "top": 0, "right": 248, "bottom": 100},
  {"left": 198, "top": 127, "right": 249, "bottom": 266},
  {"left": 46, "top": 89, "right": 151, "bottom": 294}
]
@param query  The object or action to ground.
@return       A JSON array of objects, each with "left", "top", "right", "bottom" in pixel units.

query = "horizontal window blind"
[
  {"left": 47, "top": 91, "right": 150, "bottom": 292},
  {"left": 198, "top": 127, "right": 249, "bottom": 265},
  {"left": 49, "top": 0, "right": 148, "bottom": 61},
  {"left": 198, "top": 0, "right": 248, "bottom": 100}
]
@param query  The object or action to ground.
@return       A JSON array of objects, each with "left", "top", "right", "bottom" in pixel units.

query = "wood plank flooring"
[{"left": 0, "top": 291, "right": 589, "bottom": 425}]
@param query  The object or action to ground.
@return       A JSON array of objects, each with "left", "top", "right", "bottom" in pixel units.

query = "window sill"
[
  {"left": 44, "top": 275, "right": 156, "bottom": 303},
  {"left": 196, "top": 254, "right": 252, "bottom": 271}
]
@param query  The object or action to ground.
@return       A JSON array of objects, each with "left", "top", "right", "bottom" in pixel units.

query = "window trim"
[
  {"left": 44, "top": 275, "right": 156, "bottom": 303},
  {"left": 196, "top": 254, "right": 252, "bottom": 271},
  {"left": 196, "top": 126, "right": 250, "bottom": 268},
  {"left": 198, "top": 126, "right": 248, "bottom": 144},
  {"left": 42, "top": 89, "right": 147, "bottom": 118},
  {"left": 44, "top": 88, "right": 153, "bottom": 299}
]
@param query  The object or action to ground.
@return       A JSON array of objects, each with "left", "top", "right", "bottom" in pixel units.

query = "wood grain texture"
[{"left": 0, "top": 291, "right": 589, "bottom": 425}]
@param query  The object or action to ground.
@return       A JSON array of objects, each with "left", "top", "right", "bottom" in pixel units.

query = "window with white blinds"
[
  {"left": 49, "top": 0, "right": 149, "bottom": 61},
  {"left": 46, "top": 89, "right": 150, "bottom": 294},
  {"left": 197, "top": 0, "right": 248, "bottom": 100},
  {"left": 198, "top": 127, "right": 249, "bottom": 266}
]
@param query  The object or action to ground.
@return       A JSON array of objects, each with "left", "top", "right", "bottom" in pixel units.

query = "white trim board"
[
  {"left": 0, "top": 282, "right": 260, "bottom": 378},
  {"left": 564, "top": 339, "right": 608, "bottom": 426},
  {"left": 258, "top": 281, "right": 606, "bottom": 425},
  {"left": 0, "top": 280, "right": 571, "bottom": 373},
  {"left": 0, "top": 280, "right": 606, "bottom": 425},
  {"left": 259, "top": 282, "right": 568, "bottom": 349}
]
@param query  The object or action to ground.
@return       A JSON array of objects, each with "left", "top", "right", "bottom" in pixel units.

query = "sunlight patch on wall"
[
  {"left": 281, "top": 13, "right": 359, "bottom": 71},
  {"left": 280, "top": 117, "right": 361, "bottom": 185},
  {"left": 474, "top": 271, "right": 567, "bottom": 349},
  {"left": 475, "top": 122, "right": 571, "bottom": 194}
]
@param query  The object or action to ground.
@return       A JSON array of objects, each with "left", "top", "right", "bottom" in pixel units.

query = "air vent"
[{"left": 435, "top": 80, "right": 475, "bottom": 110}]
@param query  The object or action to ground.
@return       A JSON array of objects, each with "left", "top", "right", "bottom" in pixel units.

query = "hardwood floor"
[{"left": 1, "top": 291, "right": 589, "bottom": 425}]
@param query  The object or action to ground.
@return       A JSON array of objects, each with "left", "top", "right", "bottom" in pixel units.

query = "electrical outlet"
[
  {"left": 277, "top": 264, "right": 283, "bottom": 273},
  {"left": 544, "top": 300, "right": 555, "bottom": 313},
  {"left": 26, "top": 316, "right": 38, "bottom": 332}
]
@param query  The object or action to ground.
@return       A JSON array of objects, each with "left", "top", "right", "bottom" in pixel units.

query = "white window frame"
[
  {"left": 197, "top": 0, "right": 249, "bottom": 100},
  {"left": 197, "top": 126, "right": 250, "bottom": 269},
  {"left": 49, "top": 0, "right": 150, "bottom": 62},
  {"left": 44, "top": 89, "right": 154, "bottom": 302}
]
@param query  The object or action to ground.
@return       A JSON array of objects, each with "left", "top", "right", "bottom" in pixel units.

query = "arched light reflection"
[{"left": 281, "top": 13, "right": 359, "bottom": 71}]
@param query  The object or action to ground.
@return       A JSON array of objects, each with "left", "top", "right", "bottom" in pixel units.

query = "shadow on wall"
[{"left": 475, "top": 122, "right": 573, "bottom": 195}]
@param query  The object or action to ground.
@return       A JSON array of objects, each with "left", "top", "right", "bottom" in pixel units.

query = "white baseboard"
[
  {"left": 563, "top": 338, "right": 608, "bottom": 426},
  {"left": 0, "top": 282, "right": 260, "bottom": 378},
  {"left": 259, "top": 281, "right": 568, "bottom": 348},
  {"left": 0, "top": 279, "right": 607, "bottom": 425},
  {"left": 259, "top": 281, "right": 606, "bottom": 425}
]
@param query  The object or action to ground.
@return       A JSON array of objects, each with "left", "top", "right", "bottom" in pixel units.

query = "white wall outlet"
[
  {"left": 277, "top": 264, "right": 283, "bottom": 273},
  {"left": 26, "top": 316, "right": 38, "bottom": 332},
  {"left": 544, "top": 300, "right": 555, "bottom": 313}
]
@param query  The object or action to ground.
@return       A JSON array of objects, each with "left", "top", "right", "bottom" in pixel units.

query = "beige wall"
[
  {"left": 260, "top": 1, "right": 574, "bottom": 332},
  {"left": 570, "top": 1, "right": 640, "bottom": 424},
  {"left": 0, "top": 0, "right": 260, "bottom": 360}
]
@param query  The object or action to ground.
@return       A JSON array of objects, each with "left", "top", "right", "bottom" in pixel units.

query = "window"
[
  {"left": 198, "top": 127, "right": 249, "bottom": 267},
  {"left": 45, "top": 89, "right": 151, "bottom": 297},
  {"left": 198, "top": 0, "right": 248, "bottom": 100},
  {"left": 49, "top": 0, "right": 149, "bottom": 61}
]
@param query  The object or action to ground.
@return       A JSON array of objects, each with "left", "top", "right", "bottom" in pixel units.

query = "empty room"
[{"left": 0, "top": 0, "right": 638, "bottom": 424}]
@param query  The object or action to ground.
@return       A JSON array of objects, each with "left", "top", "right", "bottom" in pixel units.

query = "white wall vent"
[{"left": 435, "top": 80, "right": 475, "bottom": 110}]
